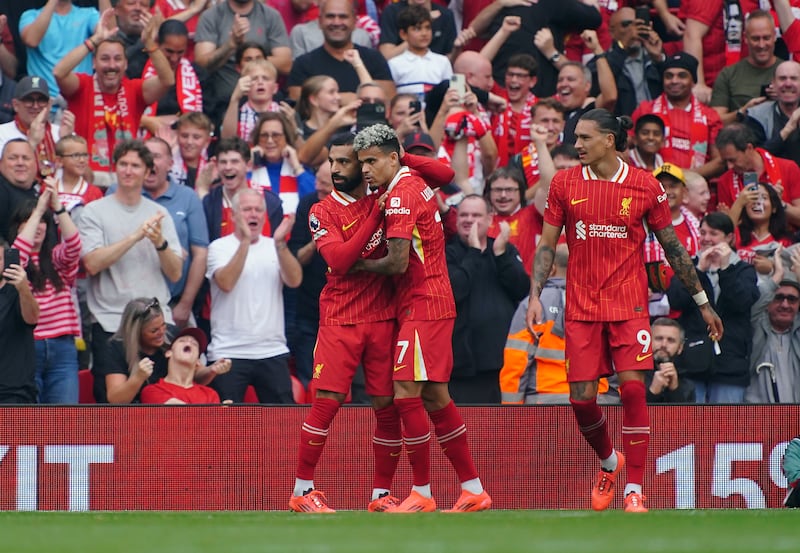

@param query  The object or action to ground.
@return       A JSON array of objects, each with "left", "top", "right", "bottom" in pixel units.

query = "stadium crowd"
[{"left": 2, "top": 0, "right": 800, "bottom": 407}]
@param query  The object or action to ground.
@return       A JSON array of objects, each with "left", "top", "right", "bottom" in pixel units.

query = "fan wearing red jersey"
[
  {"left": 353, "top": 124, "right": 491, "bottom": 513},
  {"left": 525, "top": 109, "right": 723, "bottom": 513}
]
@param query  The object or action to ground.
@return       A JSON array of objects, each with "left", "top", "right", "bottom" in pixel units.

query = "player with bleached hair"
[{"left": 352, "top": 124, "right": 491, "bottom": 513}]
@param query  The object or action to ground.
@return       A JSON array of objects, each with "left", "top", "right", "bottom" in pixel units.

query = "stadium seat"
[
  {"left": 78, "top": 370, "right": 96, "bottom": 404},
  {"left": 291, "top": 375, "right": 309, "bottom": 404}
]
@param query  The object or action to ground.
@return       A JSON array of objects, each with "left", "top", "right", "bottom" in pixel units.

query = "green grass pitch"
[{"left": 1, "top": 510, "right": 796, "bottom": 553}]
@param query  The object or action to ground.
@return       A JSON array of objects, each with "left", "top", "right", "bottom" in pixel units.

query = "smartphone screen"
[
  {"left": 3, "top": 248, "right": 20, "bottom": 272},
  {"left": 409, "top": 100, "right": 422, "bottom": 115},
  {"left": 743, "top": 172, "right": 759, "bottom": 190}
]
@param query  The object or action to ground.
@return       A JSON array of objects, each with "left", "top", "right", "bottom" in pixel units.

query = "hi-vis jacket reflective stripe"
[{"left": 500, "top": 320, "right": 608, "bottom": 404}]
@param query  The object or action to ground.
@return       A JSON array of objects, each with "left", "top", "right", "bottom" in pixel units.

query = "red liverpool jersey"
[
  {"left": 384, "top": 167, "right": 456, "bottom": 322},
  {"left": 545, "top": 160, "right": 672, "bottom": 322},
  {"left": 310, "top": 189, "right": 395, "bottom": 325}
]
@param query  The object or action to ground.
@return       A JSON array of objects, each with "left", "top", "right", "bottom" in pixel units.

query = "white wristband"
[{"left": 693, "top": 291, "right": 709, "bottom": 306}]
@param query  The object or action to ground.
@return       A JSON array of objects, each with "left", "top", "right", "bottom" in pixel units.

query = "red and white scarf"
[
  {"left": 57, "top": 177, "right": 90, "bottom": 212},
  {"left": 644, "top": 206, "right": 701, "bottom": 264},
  {"left": 238, "top": 100, "right": 280, "bottom": 143},
  {"left": 169, "top": 149, "right": 207, "bottom": 189},
  {"left": 652, "top": 94, "right": 710, "bottom": 168},
  {"left": 142, "top": 58, "right": 202, "bottom": 118},
  {"left": 520, "top": 143, "right": 540, "bottom": 189},
  {"left": 15, "top": 114, "right": 56, "bottom": 177},
  {"left": 89, "top": 76, "right": 134, "bottom": 171},
  {"left": 250, "top": 159, "right": 300, "bottom": 214},
  {"left": 731, "top": 148, "right": 784, "bottom": 196},
  {"left": 493, "top": 92, "right": 537, "bottom": 166}
]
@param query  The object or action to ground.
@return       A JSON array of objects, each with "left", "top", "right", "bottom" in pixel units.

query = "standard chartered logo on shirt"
[
  {"left": 576, "top": 220, "right": 629, "bottom": 240},
  {"left": 576, "top": 220, "right": 586, "bottom": 240}
]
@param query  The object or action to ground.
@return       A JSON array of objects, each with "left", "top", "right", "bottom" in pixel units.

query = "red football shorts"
[
  {"left": 312, "top": 321, "right": 396, "bottom": 397},
  {"left": 392, "top": 319, "right": 454, "bottom": 383},
  {"left": 564, "top": 318, "right": 654, "bottom": 382}
]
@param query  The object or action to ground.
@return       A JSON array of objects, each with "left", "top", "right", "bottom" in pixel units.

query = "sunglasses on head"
[{"left": 134, "top": 297, "right": 161, "bottom": 319}]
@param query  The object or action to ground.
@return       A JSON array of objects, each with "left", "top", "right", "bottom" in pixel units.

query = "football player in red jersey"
[
  {"left": 526, "top": 109, "right": 723, "bottom": 513},
  {"left": 289, "top": 132, "right": 457, "bottom": 513},
  {"left": 353, "top": 124, "right": 491, "bottom": 513}
]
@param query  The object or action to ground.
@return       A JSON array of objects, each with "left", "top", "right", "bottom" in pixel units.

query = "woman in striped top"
[{"left": 10, "top": 178, "right": 82, "bottom": 403}]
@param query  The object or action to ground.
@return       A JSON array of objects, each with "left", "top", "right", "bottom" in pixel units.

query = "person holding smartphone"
[{"left": 0, "top": 239, "right": 40, "bottom": 404}]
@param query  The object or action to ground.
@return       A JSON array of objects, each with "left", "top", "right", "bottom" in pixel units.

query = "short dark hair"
[
  {"left": 157, "top": 19, "right": 188, "bottom": 43},
  {"left": 1, "top": 138, "right": 33, "bottom": 159},
  {"left": 635, "top": 114, "right": 665, "bottom": 134},
  {"left": 716, "top": 123, "right": 757, "bottom": 152},
  {"left": 507, "top": 53, "right": 538, "bottom": 78},
  {"left": 328, "top": 132, "right": 355, "bottom": 149},
  {"left": 112, "top": 140, "right": 154, "bottom": 171},
  {"left": 215, "top": 137, "right": 251, "bottom": 163},
  {"left": 111, "top": 0, "right": 155, "bottom": 6},
  {"left": 397, "top": 4, "right": 431, "bottom": 32},
  {"left": 651, "top": 317, "right": 685, "bottom": 341},
  {"left": 235, "top": 41, "right": 268, "bottom": 67},
  {"left": 96, "top": 36, "right": 128, "bottom": 54},
  {"left": 145, "top": 136, "right": 173, "bottom": 158},
  {"left": 701, "top": 211, "right": 735, "bottom": 235},
  {"left": 484, "top": 166, "right": 527, "bottom": 207}
]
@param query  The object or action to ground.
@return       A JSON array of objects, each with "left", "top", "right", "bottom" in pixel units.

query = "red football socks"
[
  {"left": 570, "top": 396, "right": 614, "bottom": 461},
  {"left": 394, "top": 397, "right": 432, "bottom": 486},
  {"left": 295, "top": 397, "right": 340, "bottom": 480},
  {"left": 428, "top": 401, "right": 479, "bottom": 483},
  {"left": 372, "top": 404, "right": 402, "bottom": 490},
  {"left": 620, "top": 379, "right": 650, "bottom": 486}
]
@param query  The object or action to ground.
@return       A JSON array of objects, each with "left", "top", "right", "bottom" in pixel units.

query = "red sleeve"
[
  {"left": 681, "top": 0, "right": 724, "bottom": 25},
  {"left": 716, "top": 171, "right": 735, "bottom": 207},
  {"left": 542, "top": 171, "right": 567, "bottom": 228},
  {"left": 140, "top": 384, "right": 171, "bottom": 404},
  {"left": 1, "top": 26, "right": 14, "bottom": 55},
  {"left": 784, "top": 20, "right": 800, "bottom": 61},
  {"left": 780, "top": 159, "right": 800, "bottom": 203},
  {"left": 707, "top": 108, "right": 723, "bottom": 145},
  {"left": 402, "top": 152, "right": 455, "bottom": 189},
  {"left": 84, "top": 185, "right": 105, "bottom": 204},
  {"left": 645, "top": 176, "right": 673, "bottom": 231},
  {"left": 311, "top": 201, "right": 383, "bottom": 275},
  {"left": 125, "top": 79, "right": 148, "bottom": 131}
]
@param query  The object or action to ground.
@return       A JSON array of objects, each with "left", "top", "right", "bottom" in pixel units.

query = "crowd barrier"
[{"left": 0, "top": 405, "right": 796, "bottom": 511}]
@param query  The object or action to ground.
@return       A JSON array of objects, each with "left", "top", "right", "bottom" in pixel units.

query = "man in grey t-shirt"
[
  {"left": 194, "top": 0, "right": 291, "bottom": 123},
  {"left": 78, "top": 140, "right": 183, "bottom": 371}
]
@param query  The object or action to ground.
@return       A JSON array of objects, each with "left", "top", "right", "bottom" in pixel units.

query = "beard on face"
[{"left": 332, "top": 172, "right": 362, "bottom": 192}]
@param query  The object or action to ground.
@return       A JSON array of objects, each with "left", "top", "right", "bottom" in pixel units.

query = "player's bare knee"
[
  {"left": 316, "top": 389, "right": 347, "bottom": 403},
  {"left": 371, "top": 395, "right": 393, "bottom": 410},
  {"left": 569, "top": 381, "right": 599, "bottom": 402},
  {"left": 393, "top": 380, "right": 422, "bottom": 399},
  {"left": 421, "top": 382, "right": 450, "bottom": 411}
]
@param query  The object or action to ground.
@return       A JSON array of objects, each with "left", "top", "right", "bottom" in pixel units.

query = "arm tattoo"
[
  {"left": 531, "top": 244, "right": 555, "bottom": 297},
  {"left": 654, "top": 226, "right": 702, "bottom": 293}
]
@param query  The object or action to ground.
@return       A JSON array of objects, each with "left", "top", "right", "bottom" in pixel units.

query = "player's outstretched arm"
[
  {"left": 355, "top": 238, "right": 410, "bottom": 275},
  {"left": 653, "top": 225, "right": 724, "bottom": 340},
  {"left": 525, "top": 222, "right": 560, "bottom": 332}
]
